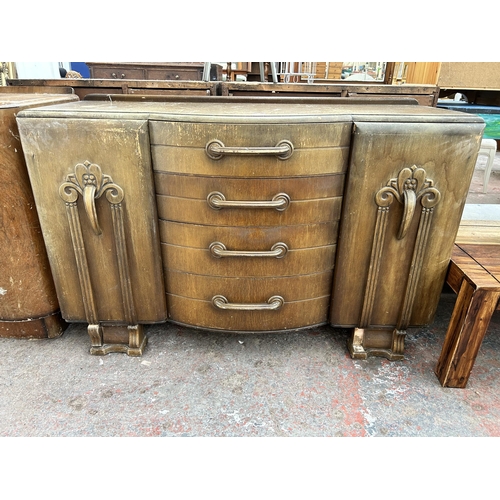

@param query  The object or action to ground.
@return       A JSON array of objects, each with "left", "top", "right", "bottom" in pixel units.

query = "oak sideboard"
[{"left": 16, "top": 96, "right": 484, "bottom": 358}]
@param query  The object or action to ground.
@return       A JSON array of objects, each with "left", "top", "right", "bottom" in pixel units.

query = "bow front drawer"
[
  {"left": 154, "top": 173, "right": 344, "bottom": 226},
  {"left": 165, "top": 271, "right": 332, "bottom": 332},
  {"left": 150, "top": 121, "right": 351, "bottom": 177}
]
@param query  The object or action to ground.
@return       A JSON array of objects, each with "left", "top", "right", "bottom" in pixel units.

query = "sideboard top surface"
[{"left": 16, "top": 98, "right": 486, "bottom": 125}]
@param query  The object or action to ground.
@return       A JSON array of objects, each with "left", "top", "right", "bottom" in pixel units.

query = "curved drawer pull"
[
  {"left": 209, "top": 241, "right": 288, "bottom": 259},
  {"left": 212, "top": 295, "right": 284, "bottom": 311},
  {"left": 205, "top": 139, "right": 294, "bottom": 160},
  {"left": 207, "top": 191, "right": 290, "bottom": 211}
]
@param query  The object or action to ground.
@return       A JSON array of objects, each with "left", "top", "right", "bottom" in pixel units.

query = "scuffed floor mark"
[
  {"left": 0, "top": 288, "right": 7, "bottom": 296},
  {"left": 371, "top": 361, "right": 411, "bottom": 401},
  {"left": 361, "top": 408, "right": 377, "bottom": 435}
]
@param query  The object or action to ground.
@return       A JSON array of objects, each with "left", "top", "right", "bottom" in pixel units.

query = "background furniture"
[
  {"left": 7, "top": 79, "right": 439, "bottom": 106},
  {"left": 16, "top": 97, "right": 484, "bottom": 357},
  {"left": 438, "top": 62, "right": 500, "bottom": 106},
  {"left": 7, "top": 79, "right": 218, "bottom": 99},
  {"left": 218, "top": 82, "right": 440, "bottom": 106},
  {"left": 0, "top": 89, "right": 78, "bottom": 338},
  {"left": 436, "top": 219, "right": 500, "bottom": 388},
  {"left": 86, "top": 62, "right": 223, "bottom": 81}
]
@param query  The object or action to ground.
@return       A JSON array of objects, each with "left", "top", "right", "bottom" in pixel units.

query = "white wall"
[{"left": 15, "top": 62, "right": 70, "bottom": 79}]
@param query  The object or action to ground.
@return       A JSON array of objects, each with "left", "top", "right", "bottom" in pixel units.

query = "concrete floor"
[{"left": 1, "top": 153, "right": 499, "bottom": 439}]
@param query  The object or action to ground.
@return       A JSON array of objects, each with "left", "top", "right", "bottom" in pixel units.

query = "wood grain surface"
[
  {"left": 330, "top": 120, "right": 484, "bottom": 328},
  {"left": 0, "top": 92, "right": 77, "bottom": 337},
  {"left": 17, "top": 117, "right": 167, "bottom": 323}
]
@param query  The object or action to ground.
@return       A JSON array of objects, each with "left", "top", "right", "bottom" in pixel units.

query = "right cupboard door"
[{"left": 330, "top": 120, "right": 484, "bottom": 359}]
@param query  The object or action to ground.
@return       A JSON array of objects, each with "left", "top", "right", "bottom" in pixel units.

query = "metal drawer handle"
[
  {"left": 207, "top": 191, "right": 290, "bottom": 211},
  {"left": 209, "top": 241, "right": 288, "bottom": 259},
  {"left": 212, "top": 295, "right": 284, "bottom": 311},
  {"left": 205, "top": 139, "right": 294, "bottom": 160}
]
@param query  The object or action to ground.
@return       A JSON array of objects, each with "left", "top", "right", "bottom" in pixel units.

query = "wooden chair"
[{"left": 435, "top": 219, "right": 500, "bottom": 388}]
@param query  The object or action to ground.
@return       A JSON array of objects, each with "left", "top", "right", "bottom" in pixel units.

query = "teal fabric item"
[{"left": 477, "top": 113, "right": 500, "bottom": 139}]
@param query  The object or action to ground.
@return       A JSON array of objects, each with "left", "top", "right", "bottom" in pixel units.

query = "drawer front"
[
  {"left": 150, "top": 121, "right": 351, "bottom": 148},
  {"left": 154, "top": 172, "right": 344, "bottom": 200},
  {"left": 92, "top": 67, "right": 146, "bottom": 79},
  {"left": 147, "top": 69, "right": 202, "bottom": 80},
  {"left": 167, "top": 294, "right": 330, "bottom": 332},
  {"left": 165, "top": 270, "right": 332, "bottom": 302},
  {"left": 152, "top": 146, "right": 348, "bottom": 177},
  {"left": 150, "top": 122, "right": 351, "bottom": 177},
  {"left": 159, "top": 220, "right": 338, "bottom": 250},
  {"left": 155, "top": 172, "right": 343, "bottom": 226},
  {"left": 161, "top": 243, "right": 336, "bottom": 277},
  {"left": 157, "top": 193, "right": 343, "bottom": 226}
]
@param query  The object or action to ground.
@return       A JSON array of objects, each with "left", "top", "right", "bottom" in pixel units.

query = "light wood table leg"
[{"left": 436, "top": 279, "right": 500, "bottom": 388}]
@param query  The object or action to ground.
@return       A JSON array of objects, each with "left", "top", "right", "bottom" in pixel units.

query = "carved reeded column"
[
  {"left": 59, "top": 161, "right": 146, "bottom": 356},
  {"left": 350, "top": 165, "right": 441, "bottom": 359}
]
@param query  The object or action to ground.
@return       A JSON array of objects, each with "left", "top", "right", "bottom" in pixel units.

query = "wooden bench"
[{"left": 435, "top": 219, "right": 500, "bottom": 388}]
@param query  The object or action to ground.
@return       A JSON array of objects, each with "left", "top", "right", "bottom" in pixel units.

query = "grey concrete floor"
[
  {"left": 1, "top": 292, "right": 499, "bottom": 438},
  {"left": 1, "top": 152, "right": 499, "bottom": 441}
]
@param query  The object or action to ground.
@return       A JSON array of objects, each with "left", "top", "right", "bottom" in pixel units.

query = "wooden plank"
[
  {"left": 459, "top": 219, "right": 500, "bottom": 226},
  {"left": 438, "top": 63, "right": 500, "bottom": 90},
  {"left": 403, "top": 63, "right": 441, "bottom": 85},
  {"left": 456, "top": 220, "right": 500, "bottom": 245}
]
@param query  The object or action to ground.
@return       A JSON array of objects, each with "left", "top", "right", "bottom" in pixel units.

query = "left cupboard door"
[{"left": 17, "top": 117, "right": 167, "bottom": 326}]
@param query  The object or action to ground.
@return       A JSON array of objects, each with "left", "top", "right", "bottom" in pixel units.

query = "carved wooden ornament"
[
  {"left": 59, "top": 161, "right": 144, "bottom": 355},
  {"left": 354, "top": 165, "right": 442, "bottom": 358}
]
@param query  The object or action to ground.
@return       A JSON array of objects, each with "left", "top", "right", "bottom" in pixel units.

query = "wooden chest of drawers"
[
  {"left": 151, "top": 120, "right": 350, "bottom": 332},
  {"left": 86, "top": 62, "right": 207, "bottom": 81},
  {"left": 16, "top": 97, "right": 484, "bottom": 359}
]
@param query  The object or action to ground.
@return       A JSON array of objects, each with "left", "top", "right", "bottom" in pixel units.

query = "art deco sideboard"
[
  {"left": 16, "top": 97, "right": 484, "bottom": 358},
  {"left": 0, "top": 90, "right": 78, "bottom": 338}
]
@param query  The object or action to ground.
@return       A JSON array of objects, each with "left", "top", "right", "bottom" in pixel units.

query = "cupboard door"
[
  {"left": 330, "top": 120, "right": 484, "bottom": 358},
  {"left": 17, "top": 118, "right": 166, "bottom": 324}
]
